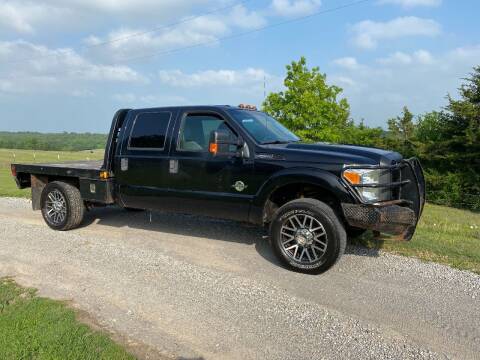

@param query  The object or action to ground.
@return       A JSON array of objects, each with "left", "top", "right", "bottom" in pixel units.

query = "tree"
[
  {"left": 440, "top": 66, "right": 480, "bottom": 207},
  {"left": 445, "top": 66, "right": 480, "bottom": 146},
  {"left": 415, "top": 111, "right": 444, "bottom": 143},
  {"left": 343, "top": 120, "right": 386, "bottom": 148},
  {"left": 262, "top": 57, "right": 351, "bottom": 143},
  {"left": 418, "top": 67, "right": 480, "bottom": 170},
  {"left": 386, "top": 106, "right": 416, "bottom": 157},
  {"left": 415, "top": 67, "right": 480, "bottom": 209}
]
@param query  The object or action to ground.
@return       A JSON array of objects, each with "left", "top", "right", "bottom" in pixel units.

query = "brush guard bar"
[{"left": 342, "top": 158, "right": 426, "bottom": 241}]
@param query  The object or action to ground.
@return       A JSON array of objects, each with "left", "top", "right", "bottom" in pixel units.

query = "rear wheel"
[
  {"left": 270, "top": 198, "right": 346, "bottom": 274},
  {"left": 41, "top": 181, "right": 85, "bottom": 231}
]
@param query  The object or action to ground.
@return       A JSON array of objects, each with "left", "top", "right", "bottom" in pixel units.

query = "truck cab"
[{"left": 12, "top": 105, "right": 425, "bottom": 274}]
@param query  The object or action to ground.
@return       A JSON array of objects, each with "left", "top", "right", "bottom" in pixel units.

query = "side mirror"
[{"left": 209, "top": 130, "right": 244, "bottom": 157}]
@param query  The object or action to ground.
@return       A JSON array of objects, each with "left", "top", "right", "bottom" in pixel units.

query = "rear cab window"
[{"left": 128, "top": 112, "right": 172, "bottom": 150}]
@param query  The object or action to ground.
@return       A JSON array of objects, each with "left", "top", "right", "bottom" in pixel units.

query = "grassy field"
[
  {"left": 0, "top": 148, "right": 104, "bottom": 197},
  {"left": 0, "top": 278, "right": 134, "bottom": 360},
  {"left": 1, "top": 148, "right": 479, "bottom": 274},
  {"left": 354, "top": 204, "right": 480, "bottom": 274}
]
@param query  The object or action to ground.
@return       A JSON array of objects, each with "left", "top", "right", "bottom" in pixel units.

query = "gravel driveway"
[{"left": 0, "top": 197, "right": 478, "bottom": 359}]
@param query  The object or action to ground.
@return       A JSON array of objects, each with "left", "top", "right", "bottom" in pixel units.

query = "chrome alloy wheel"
[
  {"left": 45, "top": 189, "right": 67, "bottom": 225},
  {"left": 280, "top": 214, "right": 328, "bottom": 264}
]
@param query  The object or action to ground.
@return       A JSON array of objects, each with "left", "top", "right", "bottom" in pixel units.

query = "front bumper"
[
  {"left": 342, "top": 158, "right": 425, "bottom": 241},
  {"left": 342, "top": 202, "right": 416, "bottom": 240}
]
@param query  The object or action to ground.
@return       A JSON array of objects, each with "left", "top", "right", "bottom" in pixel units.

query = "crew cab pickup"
[{"left": 11, "top": 105, "right": 425, "bottom": 273}]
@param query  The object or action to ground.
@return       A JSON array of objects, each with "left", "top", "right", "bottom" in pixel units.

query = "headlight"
[{"left": 342, "top": 168, "right": 389, "bottom": 202}]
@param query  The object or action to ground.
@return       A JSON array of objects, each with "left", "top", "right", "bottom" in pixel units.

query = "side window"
[
  {"left": 178, "top": 114, "right": 236, "bottom": 152},
  {"left": 129, "top": 112, "right": 171, "bottom": 149}
]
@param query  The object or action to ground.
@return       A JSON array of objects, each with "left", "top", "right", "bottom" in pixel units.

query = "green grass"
[
  {"left": 0, "top": 148, "right": 104, "bottom": 197},
  {"left": 0, "top": 278, "right": 134, "bottom": 360},
  {"left": 353, "top": 204, "right": 480, "bottom": 274}
]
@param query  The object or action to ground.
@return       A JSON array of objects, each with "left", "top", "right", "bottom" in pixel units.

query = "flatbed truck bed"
[{"left": 13, "top": 160, "right": 115, "bottom": 210}]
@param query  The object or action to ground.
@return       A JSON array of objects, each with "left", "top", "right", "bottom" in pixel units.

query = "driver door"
[{"left": 165, "top": 111, "right": 254, "bottom": 221}]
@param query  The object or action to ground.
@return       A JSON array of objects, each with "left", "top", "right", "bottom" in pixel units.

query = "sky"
[{"left": 0, "top": 0, "right": 479, "bottom": 133}]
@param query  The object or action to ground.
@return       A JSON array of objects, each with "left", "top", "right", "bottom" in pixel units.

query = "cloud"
[
  {"left": 0, "top": 2, "right": 68, "bottom": 34},
  {"left": 0, "top": 40, "right": 146, "bottom": 95},
  {"left": 333, "top": 57, "right": 359, "bottom": 70},
  {"left": 329, "top": 45, "right": 480, "bottom": 126},
  {"left": 271, "top": 0, "right": 322, "bottom": 17},
  {"left": 378, "top": 0, "right": 442, "bottom": 8},
  {"left": 351, "top": 16, "right": 441, "bottom": 49},
  {"left": 84, "top": 18, "right": 228, "bottom": 62},
  {"left": 112, "top": 93, "right": 187, "bottom": 105},
  {"left": 83, "top": 5, "right": 266, "bottom": 62},
  {"left": 0, "top": 2, "right": 267, "bottom": 64},
  {"left": 377, "top": 50, "right": 434, "bottom": 65},
  {"left": 229, "top": 5, "right": 267, "bottom": 29},
  {"left": 0, "top": 0, "right": 231, "bottom": 34},
  {"left": 152, "top": 67, "right": 283, "bottom": 107},
  {"left": 158, "top": 68, "right": 269, "bottom": 87},
  {"left": 330, "top": 75, "right": 357, "bottom": 88}
]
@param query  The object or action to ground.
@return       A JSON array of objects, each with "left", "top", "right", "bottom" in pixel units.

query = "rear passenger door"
[{"left": 116, "top": 109, "right": 177, "bottom": 210}]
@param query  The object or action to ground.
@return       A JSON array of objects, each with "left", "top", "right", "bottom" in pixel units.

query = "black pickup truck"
[{"left": 11, "top": 105, "right": 425, "bottom": 273}]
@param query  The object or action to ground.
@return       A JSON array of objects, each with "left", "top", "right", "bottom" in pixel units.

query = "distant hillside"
[{"left": 0, "top": 132, "right": 107, "bottom": 151}]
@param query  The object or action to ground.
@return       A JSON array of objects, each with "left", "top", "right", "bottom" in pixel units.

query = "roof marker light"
[{"left": 238, "top": 103, "right": 257, "bottom": 111}]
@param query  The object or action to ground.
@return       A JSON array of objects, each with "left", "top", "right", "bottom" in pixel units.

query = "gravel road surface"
[{"left": 0, "top": 197, "right": 478, "bottom": 360}]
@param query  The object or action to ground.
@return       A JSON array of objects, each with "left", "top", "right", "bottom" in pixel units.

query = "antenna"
[{"left": 263, "top": 75, "right": 266, "bottom": 99}]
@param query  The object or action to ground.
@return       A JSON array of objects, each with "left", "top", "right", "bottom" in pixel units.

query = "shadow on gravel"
[
  {"left": 346, "top": 233, "right": 383, "bottom": 258},
  {"left": 82, "top": 206, "right": 282, "bottom": 267},
  {"left": 345, "top": 244, "right": 381, "bottom": 258},
  {"left": 81, "top": 206, "right": 381, "bottom": 270}
]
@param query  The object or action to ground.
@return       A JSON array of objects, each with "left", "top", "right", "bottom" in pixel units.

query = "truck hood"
[{"left": 262, "top": 142, "right": 402, "bottom": 166}]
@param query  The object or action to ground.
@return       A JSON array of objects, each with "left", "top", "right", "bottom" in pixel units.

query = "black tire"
[
  {"left": 41, "top": 181, "right": 85, "bottom": 231},
  {"left": 270, "top": 198, "right": 346, "bottom": 274}
]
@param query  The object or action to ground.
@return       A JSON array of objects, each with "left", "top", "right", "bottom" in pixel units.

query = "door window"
[
  {"left": 129, "top": 112, "right": 171, "bottom": 149},
  {"left": 178, "top": 114, "right": 236, "bottom": 152}
]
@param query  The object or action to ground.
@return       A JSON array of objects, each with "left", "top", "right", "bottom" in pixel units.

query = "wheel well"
[
  {"left": 263, "top": 183, "right": 342, "bottom": 224},
  {"left": 31, "top": 175, "right": 80, "bottom": 211}
]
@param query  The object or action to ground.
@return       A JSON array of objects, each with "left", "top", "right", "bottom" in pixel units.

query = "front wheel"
[
  {"left": 41, "top": 181, "right": 85, "bottom": 231},
  {"left": 270, "top": 198, "right": 346, "bottom": 274}
]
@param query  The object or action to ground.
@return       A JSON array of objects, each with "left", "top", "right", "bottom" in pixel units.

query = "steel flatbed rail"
[{"left": 13, "top": 160, "right": 104, "bottom": 179}]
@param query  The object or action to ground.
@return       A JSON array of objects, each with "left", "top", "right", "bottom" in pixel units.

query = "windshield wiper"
[
  {"left": 261, "top": 140, "right": 299, "bottom": 145},
  {"left": 261, "top": 140, "right": 290, "bottom": 145}
]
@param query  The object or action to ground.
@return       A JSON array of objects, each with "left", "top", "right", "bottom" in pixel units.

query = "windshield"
[{"left": 228, "top": 109, "right": 300, "bottom": 145}]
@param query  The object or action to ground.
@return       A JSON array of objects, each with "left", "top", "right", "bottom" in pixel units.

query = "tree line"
[
  {"left": 264, "top": 58, "right": 480, "bottom": 210},
  {"left": 0, "top": 132, "right": 107, "bottom": 152}
]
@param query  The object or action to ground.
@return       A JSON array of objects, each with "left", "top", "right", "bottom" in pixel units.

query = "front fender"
[{"left": 249, "top": 167, "right": 356, "bottom": 224}]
